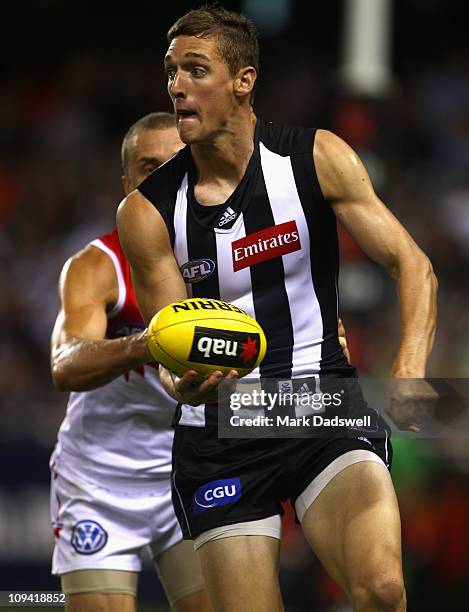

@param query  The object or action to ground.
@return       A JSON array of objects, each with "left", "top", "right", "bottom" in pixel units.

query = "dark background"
[{"left": 1, "top": 1, "right": 468, "bottom": 610}]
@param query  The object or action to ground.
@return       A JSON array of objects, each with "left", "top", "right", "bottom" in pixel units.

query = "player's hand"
[
  {"left": 159, "top": 365, "right": 238, "bottom": 406},
  {"left": 387, "top": 378, "right": 438, "bottom": 432},
  {"left": 338, "top": 317, "right": 350, "bottom": 363}
]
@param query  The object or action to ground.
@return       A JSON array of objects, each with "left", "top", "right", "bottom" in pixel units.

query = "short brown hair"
[
  {"left": 121, "top": 112, "right": 176, "bottom": 174},
  {"left": 167, "top": 4, "right": 259, "bottom": 84}
]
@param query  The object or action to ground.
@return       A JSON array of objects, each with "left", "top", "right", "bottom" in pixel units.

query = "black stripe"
[
  {"left": 243, "top": 169, "right": 294, "bottom": 379},
  {"left": 186, "top": 194, "right": 221, "bottom": 301}
]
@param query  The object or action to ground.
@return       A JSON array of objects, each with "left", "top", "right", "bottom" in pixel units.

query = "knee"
[{"left": 350, "top": 574, "right": 406, "bottom": 611}]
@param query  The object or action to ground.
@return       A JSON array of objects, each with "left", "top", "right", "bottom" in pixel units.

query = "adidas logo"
[
  {"left": 218, "top": 206, "right": 237, "bottom": 227},
  {"left": 297, "top": 383, "right": 311, "bottom": 394}
]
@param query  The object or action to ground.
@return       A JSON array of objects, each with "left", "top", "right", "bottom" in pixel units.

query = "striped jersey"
[
  {"left": 50, "top": 229, "right": 178, "bottom": 491},
  {"left": 139, "top": 121, "right": 353, "bottom": 425}
]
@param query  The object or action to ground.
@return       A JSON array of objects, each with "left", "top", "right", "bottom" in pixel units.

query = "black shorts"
[{"left": 171, "top": 422, "right": 392, "bottom": 540}]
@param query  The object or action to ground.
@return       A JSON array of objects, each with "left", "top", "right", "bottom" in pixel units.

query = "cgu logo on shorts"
[
  {"left": 180, "top": 259, "right": 216, "bottom": 284},
  {"left": 232, "top": 220, "right": 301, "bottom": 271},
  {"left": 193, "top": 477, "right": 242, "bottom": 515},
  {"left": 188, "top": 326, "right": 260, "bottom": 367},
  {"left": 71, "top": 520, "right": 108, "bottom": 555}
]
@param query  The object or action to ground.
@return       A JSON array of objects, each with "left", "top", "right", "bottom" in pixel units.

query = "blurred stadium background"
[{"left": 1, "top": 0, "right": 468, "bottom": 610}]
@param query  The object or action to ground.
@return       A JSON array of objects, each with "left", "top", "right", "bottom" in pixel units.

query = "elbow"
[
  {"left": 51, "top": 363, "right": 76, "bottom": 392},
  {"left": 424, "top": 256, "right": 438, "bottom": 298}
]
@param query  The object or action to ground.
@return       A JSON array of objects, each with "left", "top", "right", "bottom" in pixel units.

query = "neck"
[{"left": 191, "top": 111, "right": 257, "bottom": 185}]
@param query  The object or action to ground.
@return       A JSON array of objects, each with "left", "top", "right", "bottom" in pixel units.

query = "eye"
[
  {"left": 191, "top": 66, "right": 206, "bottom": 78},
  {"left": 166, "top": 67, "right": 176, "bottom": 80},
  {"left": 142, "top": 164, "right": 158, "bottom": 176}
]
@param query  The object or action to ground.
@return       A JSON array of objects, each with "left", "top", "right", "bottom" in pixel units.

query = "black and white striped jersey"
[{"left": 139, "top": 120, "right": 353, "bottom": 423}]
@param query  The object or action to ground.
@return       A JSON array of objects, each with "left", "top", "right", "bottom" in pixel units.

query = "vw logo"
[{"left": 71, "top": 520, "right": 108, "bottom": 555}]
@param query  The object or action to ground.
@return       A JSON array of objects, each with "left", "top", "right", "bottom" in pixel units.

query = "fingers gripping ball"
[{"left": 147, "top": 298, "right": 267, "bottom": 377}]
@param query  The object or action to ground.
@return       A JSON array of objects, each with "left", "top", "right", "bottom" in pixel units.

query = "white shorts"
[{"left": 50, "top": 469, "right": 183, "bottom": 575}]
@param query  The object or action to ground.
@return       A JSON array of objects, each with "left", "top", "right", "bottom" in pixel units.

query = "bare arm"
[
  {"left": 116, "top": 190, "right": 187, "bottom": 323},
  {"left": 314, "top": 129, "right": 437, "bottom": 378},
  {"left": 51, "top": 245, "right": 150, "bottom": 392},
  {"left": 117, "top": 190, "right": 237, "bottom": 404}
]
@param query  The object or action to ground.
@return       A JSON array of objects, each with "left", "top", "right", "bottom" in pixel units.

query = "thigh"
[
  {"left": 198, "top": 534, "right": 283, "bottom": 612},
  {"left": 300, "top": 458, "right": 403, "bottom": 598},
  {"left": 154, "top": 539, "right": 207, "bottom": 611},
  {"left": 66, "top": 593, "right": 136, "bottom": 612},
  {"left": 62, "top": 570, "right": 137, "bottom": 612}
]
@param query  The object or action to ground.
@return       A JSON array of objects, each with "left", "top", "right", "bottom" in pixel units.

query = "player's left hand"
[
  {"left": 387, "top": 378, "right": 438, "bottom": 432},
  {"left": 338, "top": 317, "right": 350, "bottom": 363}
]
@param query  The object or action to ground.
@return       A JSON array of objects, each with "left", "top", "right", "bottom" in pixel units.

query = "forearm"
[
  {"left": 51, "top": 332, "right": 151, "bottom": 391},
  {"left": 391, "top": 256, "right": 438, "bottom": 377}
]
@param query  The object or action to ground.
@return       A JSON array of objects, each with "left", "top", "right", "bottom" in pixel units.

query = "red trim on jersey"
[{"left": 95, "top": 229, "right": 157, "bottom": 377}]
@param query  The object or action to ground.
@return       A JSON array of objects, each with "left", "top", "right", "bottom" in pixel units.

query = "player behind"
[
  {"left": 117, "top": 6, "right": 438, "bottom": 611},
  {"left": 50, "top": 112, "right": 212, "bottom": 612}
]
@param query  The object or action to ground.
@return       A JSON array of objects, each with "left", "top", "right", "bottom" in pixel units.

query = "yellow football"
[{"left": 147, "top": 298, "right": 267, "bottom": 377}]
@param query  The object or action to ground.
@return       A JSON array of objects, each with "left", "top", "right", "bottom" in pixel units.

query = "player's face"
[
  {"left": 165, "top": 35, "right": 236, "bottom": 144},
  {"left": 124, "top": 126, "right": 184, "bottom": 193}
]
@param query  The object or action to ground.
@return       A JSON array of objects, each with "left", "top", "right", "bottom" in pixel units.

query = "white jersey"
[{"left": 51, "top": 229, "right": 178, "bottom": 492}]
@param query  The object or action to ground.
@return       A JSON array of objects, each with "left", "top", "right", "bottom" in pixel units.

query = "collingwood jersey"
[
  {"left": 50, "top": 230, "right": 178, "bottom": 491},
  {"left": 139, "top": 121, "right": 354, "bottom": 425}
]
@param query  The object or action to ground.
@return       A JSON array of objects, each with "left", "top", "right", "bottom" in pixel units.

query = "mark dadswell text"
[{"left": 230, "top": 415, "right": 373, "bottom": 428}]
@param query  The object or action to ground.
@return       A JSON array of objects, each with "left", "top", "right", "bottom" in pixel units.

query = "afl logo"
[
  {"left": 180, "top": 259, "right": 215, "bottom": 284},
  {"left": 71, "top": 520, "right": 108, "bottom": 555}
]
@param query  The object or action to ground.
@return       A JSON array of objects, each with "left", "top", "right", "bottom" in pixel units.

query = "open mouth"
[{"left": 177, "top": 110, "right": 197, "bottom": 120}]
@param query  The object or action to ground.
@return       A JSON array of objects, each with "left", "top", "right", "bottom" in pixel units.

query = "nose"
[{"left": 168, "top": 71, "right": 185, "bottom": 99}]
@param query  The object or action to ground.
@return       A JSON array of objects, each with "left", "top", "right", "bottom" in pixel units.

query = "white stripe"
[
  {"left": 90, "top": 239, "right": 126, "bottom": 318},
  {"left": 173, "top": 174, "right": 206, "bottom": 425},
  {"left": 215, "top": 213, "right": 261, "bottom": 380},
  {"left": 179, "top": 404, "right": 206, "bottom": 427},
  {"left": 172, "top": 470, "right": 192, "bottom": 538},
  {"left": 173, "top": 173, "right": 192, "bottom": 298},
  {"left": 259, "top": 143, "right": 323, "bottom": 377}
]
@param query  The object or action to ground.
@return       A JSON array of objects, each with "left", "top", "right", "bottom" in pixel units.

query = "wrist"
[
  {"left": 125, "top": 331, "right": 152, "bottom": 365},
  {"left": 391, "top": 365, "right": 426, "bottom": 378}
]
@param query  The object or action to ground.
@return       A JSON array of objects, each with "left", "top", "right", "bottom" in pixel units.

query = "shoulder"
[
  {"left": 117, "top": 189, "right": 170, "bottom": 238},
  {"left": 59, "top": 244, "right": 117, "bottom": 301},
  {"left": 258, "top": 120, "right": 316, "bottom": 156},
  {"left": 313, "top": 129, "right": 372, "bottom": 202},
  {"left": 313, "top": 129, "right": 359, "bottom": 166}
]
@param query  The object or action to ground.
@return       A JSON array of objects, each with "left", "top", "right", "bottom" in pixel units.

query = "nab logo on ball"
[
  {"left": 193, "top": 477, "right": 242, "bottom": 515},
  {"left": 71, "top": 520, "right": 108, "bottom": 555},
  {"left": 180, "top": 259, "right": 215, "bottom": 284},
  {"left": 188, "top": 326, "right": 260, "bottom": 368},
  {"left": 146, "top": 298, "right": 266, "bottom": 377}
]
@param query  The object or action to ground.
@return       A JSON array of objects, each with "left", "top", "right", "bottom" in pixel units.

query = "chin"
[{"left": 177, "top": 125, "right": 197, "bottom": 145}]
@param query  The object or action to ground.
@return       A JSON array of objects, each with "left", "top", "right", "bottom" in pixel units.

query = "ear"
[
  {"left": 122, "top": 175, "right": 132, "bottom": 195},
  {"left": 233, "top": 66, "right": 257, "bottom": 99}
]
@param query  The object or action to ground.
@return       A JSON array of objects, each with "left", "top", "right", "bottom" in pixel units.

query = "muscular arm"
[
  {"left": 116, "top": 190, "right": 187, "bottom": 324},
  {"left": 50, "top": 246, "right": 150, "bottom": 392},
  {"left": 314, "top": 129, "right": 438, "bottom": 377},
  {"left": 117, "top": 190, "right": 236, "bottom": 404}
]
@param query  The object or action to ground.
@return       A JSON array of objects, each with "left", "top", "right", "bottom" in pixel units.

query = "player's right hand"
[{"left": 159, "top": 365, "right": 238, "bottom": 406}]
